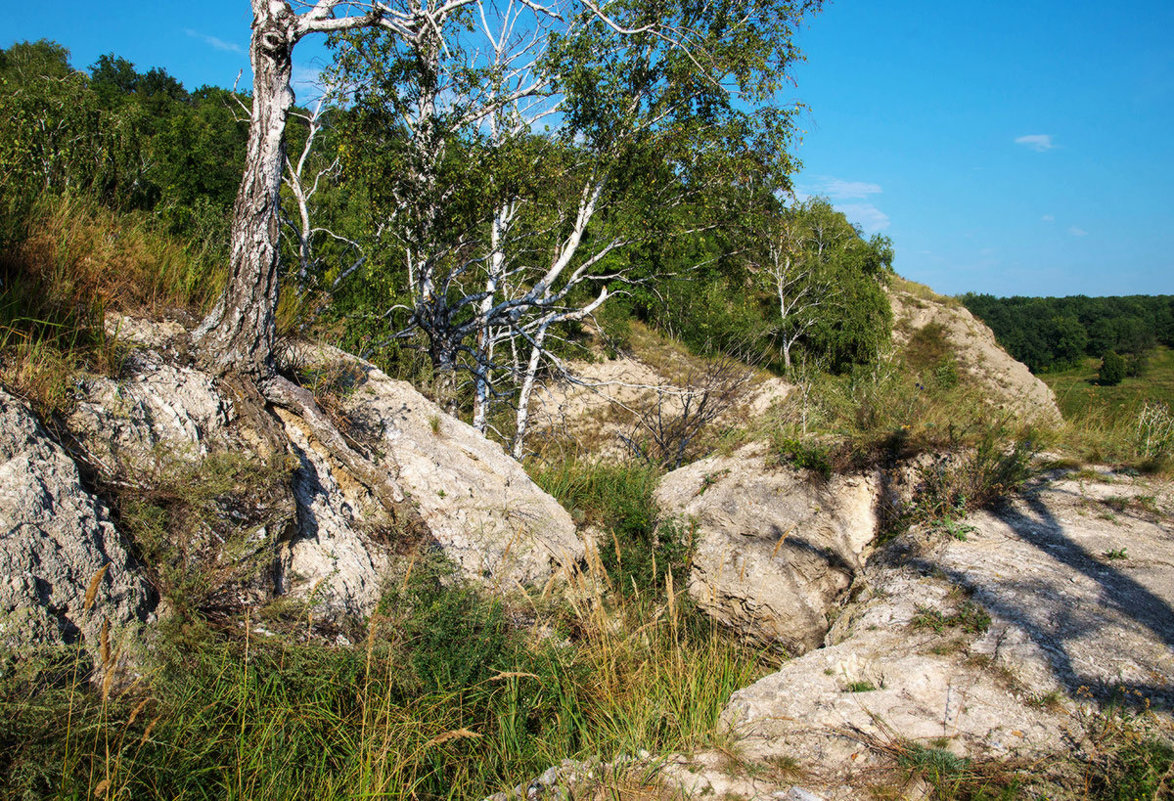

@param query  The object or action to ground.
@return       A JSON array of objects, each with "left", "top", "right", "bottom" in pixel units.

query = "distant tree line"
[{"left": 961, "top": 293, "right": 1174, "bottom": 373}]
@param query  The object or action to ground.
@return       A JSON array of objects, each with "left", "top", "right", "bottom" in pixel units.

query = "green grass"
[
  {"left": 1043, "top": 346, "right": 1174, "bottom": 420},
  {"left": 0, "top": 560, "right": 765, "bottom": 801},
  {"left": 1040, "top": 346, "right": 1174, "bottom": 472},
  {"left": 0, "top": 450, "right": 765, "bottom": 801}
]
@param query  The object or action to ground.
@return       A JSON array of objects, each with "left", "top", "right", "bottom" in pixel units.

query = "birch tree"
[
  {"left": 338, "top": 0, "right": 821, "bottom": 452},
  {"left": 193, "top": 0, "right": 455, "bottom": 379},
  {"left": 762, "top": 207, "right": 830, "bottom": 371}
]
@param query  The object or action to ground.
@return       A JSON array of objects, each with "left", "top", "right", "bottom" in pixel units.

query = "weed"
[
  {"left": 1103, "top": 548, "right": 1129, "bottom": 561},
  {"left": 912, "top": 602, "right": 991, "bottom": 636},
  {"left": 1, "top": 543, "right": 767, "bottom": 801},
  {"left": 763, "top": 754, "right": 803, "bottom": 779},
  {"left": 890, "top": 743, "right": 1024, "bottom": 800},
  {"left": 845, "top": 680, "right": 878, "bottom": 693},
  {"left": 1024, "top": 690, "right": 1066, "bottom": 713},
  {"left": 1077, "top": 692, "right": 1174, "bottom": 801},
  {"left": 769, "top": 436, "right": 833, "bottom": 478},
  {"left": 1103, "top": 495, "right": 1131, "bottom": 512},
  {"left": 0, "top": 195, "right": 221, "bottom": 419},
  {"left": 696, "top": 469, "right": 730, "bottom": 496},
  {"left": 110, "top": 451, "right": 291, "bottom": 621},
  {"left": 934, "top": 508, "right": 978, "bottom": 541}
]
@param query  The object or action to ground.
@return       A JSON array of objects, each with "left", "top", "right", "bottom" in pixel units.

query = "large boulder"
[
  {"left": 43, "top": 317, "right": 584, "bottom": 628},
  {"left": 721, "top": 468, "right": 1174, "bottom": 799},
  {"left": 276, "top": 345, "right": 585, "bottom": 611},
  {"left": 654, "top": 443, "right": 877, "bottom": 654},
  {"left": 0, "top": 389, "right": 153, "bottom": 666}
]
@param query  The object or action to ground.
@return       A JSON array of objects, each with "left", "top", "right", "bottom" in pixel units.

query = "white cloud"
[
  {"left": 1068, "top": 226, "right": 1088, "bottom": 237},
  {"left": 1041, "top": 214, "right": 1055, "bottom": 222},
  {"left": 837, "top": 203, "right": 891, "bottom": 234},
  {"left": 185, "top": 28, "right": 244, "bottom": 54},
  {"left": 792, "top": 176, "right": 889, "bottom": 234},
  {"left": 820, "top": 179, "right": 883, "bottom": 200},
  {"left": 1015, "top": 134, "right": 1055, "bottom": 152}
]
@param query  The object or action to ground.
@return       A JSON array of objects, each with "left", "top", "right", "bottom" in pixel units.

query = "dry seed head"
[
  {"left": 126, "top": 698, "right": 149, "bottom": 728},
  {"left": 84, "top": 564, "right": 111, "bottom": 612},
  {"left": 425, "top": 728, "right": 482, "bottom": 747},
  {"left": 101, "top": 656, "right": 118, "bottom": 702},
  {"left": 140, "top": 715, "right": 161, "bottom": 745},
  {"left": 100, "top": 620, "right": 111, "bottom": 667}
]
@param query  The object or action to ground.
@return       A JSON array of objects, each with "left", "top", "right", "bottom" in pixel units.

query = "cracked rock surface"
[
  {"left": 0, "top": 389, "right": 153, "bottom": 665},
  {"left": 655, "top": 443, "right": 878, "bottom": 654},
  {"left": 721, "top": 469, "right": 1174, "bottom": 799}
]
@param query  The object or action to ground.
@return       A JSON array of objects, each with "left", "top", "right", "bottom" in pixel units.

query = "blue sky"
[{"left": 5, "top": 1, "right": 1173, "bottom": 297}]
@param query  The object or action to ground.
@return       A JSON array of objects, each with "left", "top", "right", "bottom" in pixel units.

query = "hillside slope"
[{"left": 890, "top": 279, "right": 1062, "bottom": 425}]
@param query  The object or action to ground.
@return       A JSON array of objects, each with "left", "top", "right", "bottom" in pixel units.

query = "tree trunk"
[
  {"left": 194, "top": 4, "right": 300, "bottom": 378},
  {"left": 511, "top": 328, "right": 548, "bottom": 460}
]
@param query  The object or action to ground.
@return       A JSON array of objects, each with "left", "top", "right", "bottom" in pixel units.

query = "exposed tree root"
[{"left": 259, "top": 372, "right": 429, "bottom": 537}]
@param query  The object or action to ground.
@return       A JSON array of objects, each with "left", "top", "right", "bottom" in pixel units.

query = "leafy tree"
[
  {"left": 1099, "top": 349, "right": 1125, "bottom": 386},
  {"left": 333, "top": 0, "right": 822, "bottom": 452}
]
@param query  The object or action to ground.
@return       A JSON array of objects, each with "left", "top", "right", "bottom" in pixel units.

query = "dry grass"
[
  {"left": 0, "top": 195, "right": 223, "bottom": 417},
  {"left": 889, "top": 275, "right": 962, "bottom": 309},
  {"left": 8, "top": 194, "right": 224, "bottom": 318}
]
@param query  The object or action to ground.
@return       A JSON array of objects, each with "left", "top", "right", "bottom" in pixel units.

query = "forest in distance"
[{"left": 962, "top": 293, "right": 1174, "bottom": 375}]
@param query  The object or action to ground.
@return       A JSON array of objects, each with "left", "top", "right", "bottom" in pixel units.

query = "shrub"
[{"left": 1099, "top": 350, "right": 1126, "bottom": 386}]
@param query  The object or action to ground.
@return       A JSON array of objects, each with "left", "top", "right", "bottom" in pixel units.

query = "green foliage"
[
  {"left": 962, "top": 293, "right": 1174, "bottom": 374},
  {"left": 531, "top": 460, "right": 694, "bottom": 600},
  {"left": 651, "top": 197, "right": 893, "bottom": 375},
  {"left": 377, "top": 558, "right": 516, "bottom": 693},
  {"left": 0, "top": 40, "right": 246, "bottom": 250},
  {"left": 769, "top": 436, "right": 833, "bottom": 478},
  {"left": 1100, "top": 349, "right": 1126, "bottom": 386}
]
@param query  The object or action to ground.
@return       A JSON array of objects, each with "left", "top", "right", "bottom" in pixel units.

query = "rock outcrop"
[
  {"left": 15, "top": 317, "right": 584, "bottom": 630},
  {"left": 889, "top": 282, "right": 1062, "bottom": 424},
  {"left": 524, "top": 323, "right": 791, "bottom": 461},
  {"left": 279, "top": 345, "right": 584, "bottom": 609},
  {"left": 655, "top": 443, "right": 877, "bottom": 653},
  {"left": 720, "top": 468, "right": 1174, "bottom": 799},
  {"left": 0, "top": 389, "right": 153, "bottom": 666},
  {"left": 68, "top": 347, "right": 236, "bottom": 473}
]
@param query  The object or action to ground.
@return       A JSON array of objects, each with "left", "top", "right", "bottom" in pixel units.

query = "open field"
[{"left": 1043, "top": 345, "right": 1174, "bottom": 418}]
